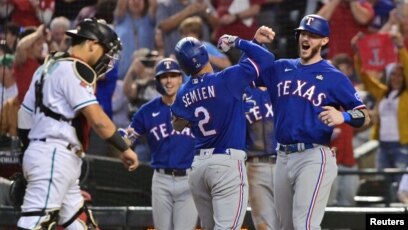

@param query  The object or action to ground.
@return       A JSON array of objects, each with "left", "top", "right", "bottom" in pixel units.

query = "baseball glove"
[{"left": 9, "top": 172, "right": 27, "bottom": 210}]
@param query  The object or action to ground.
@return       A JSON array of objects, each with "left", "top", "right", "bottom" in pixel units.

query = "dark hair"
[
  {"left": 331, "top": 53, "right": 353, "bottom": 69},
  {"left": 5, "top": 22, "right": 21, "bottom": 36},
  {"left": 94, "top": 0, "right": 117, "bottom": 24},
  {"left": 18, "top": 26, "right": 37, "bottom": 39},
  {"left": 384, "top": 64, "right": 406, "bottom": 99}
]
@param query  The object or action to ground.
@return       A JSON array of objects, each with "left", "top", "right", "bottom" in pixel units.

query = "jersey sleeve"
[
  {"left": 130, "top": 108, "right": 147, "bottom": 136},
  {"left": 222, "top": 39, "right": 275, "bottom": 98},
  {"left": 58, "top": 64, "right": 98, "bottom": 112},
  {"left": 332, "top": 73, "right": 366, "bottom": 110}
]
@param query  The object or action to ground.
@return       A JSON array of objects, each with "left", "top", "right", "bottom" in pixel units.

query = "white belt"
[{"left": 195, "top": 148, "right": 246, "bottom": 160}]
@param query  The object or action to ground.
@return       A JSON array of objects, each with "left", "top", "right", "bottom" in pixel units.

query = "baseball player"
[
  {"left": 256, "top": 14, "right": 371, "bottom": 230},
  {"left": 16, "top": 18, "right": 139, "bottom": 229},
  {"left": 125, "top": 58, "right": 198, "bottom": 230},
  {"left": 244, "top": 85, "right": 279, "bottom": 230},
  {"left": 171, "top": 27, "right": 275, "bottom": 229}
]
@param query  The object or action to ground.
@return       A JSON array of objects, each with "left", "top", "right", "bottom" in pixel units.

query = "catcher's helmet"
[
  {"left": 295, "top": 14, "right": 330, "bottom": 38},
  {"left": 174, "top": 37, "right": 209, "bottom": 75},
  {"left": 154, "top": 58, "right": 182, "bottom": 95},
  {"left": 66, "top": 18, "right": 122, "bottom": 77}
]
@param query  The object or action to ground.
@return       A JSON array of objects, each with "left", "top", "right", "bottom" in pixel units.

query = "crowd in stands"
[{"left": 1, "top": 0, "right": 408, "bottom": 207}]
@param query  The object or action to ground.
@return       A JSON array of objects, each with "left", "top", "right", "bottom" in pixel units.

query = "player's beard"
[{"left": 298, "top": 44, "right": 320, "bottom": 63}]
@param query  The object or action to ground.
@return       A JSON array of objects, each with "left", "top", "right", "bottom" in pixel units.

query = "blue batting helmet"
[
  {"left": 174, "top": 37, "right": 209, "bottom": 75},
  {"left": 295, "top": 14, "right": 330, "bottom": 37},
  {"left": 154, "top": 58, "right": 182, "bottom": 95}
]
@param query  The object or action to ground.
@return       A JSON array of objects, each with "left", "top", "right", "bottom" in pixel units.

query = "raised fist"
[{"left": 217, "top": 34, "right": 238, "bottom": 52}]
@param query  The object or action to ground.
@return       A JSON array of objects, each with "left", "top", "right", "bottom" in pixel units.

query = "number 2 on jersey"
[{"left": 195, "top": 106, "right": 216, "bottom": 136}]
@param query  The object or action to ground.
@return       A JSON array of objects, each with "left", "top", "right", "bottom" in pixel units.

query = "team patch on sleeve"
[
  {"left": 354, "top": 92, "right": 363, "bottom": 102},
  {"left": 80, "top": 81, "right": 95, "bottom": 95}
]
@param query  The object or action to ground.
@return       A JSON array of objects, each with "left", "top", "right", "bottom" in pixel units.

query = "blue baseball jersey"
[
  {"left": 171, "top": 39, "right": 274, "bottom": 150},
  {"left": 258, "top": 59, "right": 365, "bottom": 145},
  {"left": 244, "top": 86, "right": 276, "bottom": 156},
  {"left": 130, "top": 97, "right": 195, "bottom": 169}
]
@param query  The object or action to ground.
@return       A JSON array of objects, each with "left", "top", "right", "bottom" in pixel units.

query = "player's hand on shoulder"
[
  {"left": 217, "top": 34, "right": 238, "bottom": 53},
  {"left": 120, "top": 149, "right": 139, "bottom": 171},
  {"left": 318, "top": 106, "right": 344, "bottom": 127},
  {"left": 254, "top": 26, "right": 275, "bottom": 44}
]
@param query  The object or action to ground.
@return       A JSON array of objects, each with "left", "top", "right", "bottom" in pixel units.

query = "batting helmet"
[
  {"left": 66, "top": 18, "right": 122, "bottom": 77},
  {"left": 174, "top": 37, "right": 209, "bottom": 75},
  {"left": 295, "top": 14, "right": 330, "bottom": 38},
  {"left": 154, "top": 58, "right": 182, "bottom": 95}
]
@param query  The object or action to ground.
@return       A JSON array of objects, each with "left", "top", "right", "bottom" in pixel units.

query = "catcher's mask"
[{"left": 66, "top": 18, "right": 122, "bottom": 78}]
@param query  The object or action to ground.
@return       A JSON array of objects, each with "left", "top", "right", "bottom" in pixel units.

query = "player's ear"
[{"left": 321, "top": 37, "right": 329, "bottom": 47}]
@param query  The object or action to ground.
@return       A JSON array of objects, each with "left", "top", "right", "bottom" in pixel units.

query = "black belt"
[
  {"left": 155, "top": 168, "right": 188, "bottom": 177},
  {"left": 278, "top": 143, "right": 316, "bottom": 154},
  {"left": 32, "top": 138, "right": 75, "bottom": 151},
  {"left": 247, "top": 155, "right": 276, "bottom": 164}
]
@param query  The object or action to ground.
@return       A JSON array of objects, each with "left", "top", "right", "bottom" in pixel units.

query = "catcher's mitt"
[{"left": 9, "top": 172, "right": 27, "bottom": 210}]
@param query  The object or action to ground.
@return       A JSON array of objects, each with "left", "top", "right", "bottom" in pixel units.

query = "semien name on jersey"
[{"left": 182, "top": 85, "right": 216, "bottom": 107}]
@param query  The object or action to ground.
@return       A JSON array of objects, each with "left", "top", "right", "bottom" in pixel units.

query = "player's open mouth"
[{"left": 301, "top": 44, "right": 310, "bottom": 50}]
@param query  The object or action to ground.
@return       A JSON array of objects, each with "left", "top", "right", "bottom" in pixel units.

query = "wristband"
[
  {"left": 342, "top": 110, "right": 365, "bottom": 128},
  {"left": 342, "top": 112, "right": 351, "bottom": 122},
  {"left": 106, "top": 131, "right": 129, "bottom": 152}
]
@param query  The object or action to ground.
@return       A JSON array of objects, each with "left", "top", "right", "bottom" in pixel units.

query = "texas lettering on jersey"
[
  {"left": 150, "top": 123, "right": 194, "bottom": 141},
  {"left": 245, "top": 99, "right": 273, "bottom": 124},
  {"left": 276, "top": 80, "right": 326, "bottom": 106}
]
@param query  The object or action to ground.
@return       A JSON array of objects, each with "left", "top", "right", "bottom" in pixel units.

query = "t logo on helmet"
[
  {"left": 306, "top": 17, "right": 314, "bottom": 26},
  {"left": 164, "top": 60, "right": 172, "bottom": 69}
]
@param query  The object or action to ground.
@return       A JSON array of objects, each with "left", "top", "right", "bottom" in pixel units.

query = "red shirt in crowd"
[
  {"left": 213, "top": 0, "right": 265, "bottom": 41},
  {"left": 330, "top": 123, "right": 356, "bottom": 167},
  {"left": 327, "top": 1, "right": 374, "bottom": 59},
  {"left": 10, "top": 0, "right": 54, "bottom": 27},
  {"left": 14, "top": 57, "right": 40, "bottom": 103}
]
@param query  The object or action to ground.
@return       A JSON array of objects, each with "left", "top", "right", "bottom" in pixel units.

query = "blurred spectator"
[
  {"left": 48, "top": 16, "right": 70, "bottom": 52},
  {"left": 1, "top": 22, "right": 21, "bottom": 54},
  {"left": 179, "top": 16, "right": 231, "bottom": 72},
  {"left": 317, "top": 0, "right": 374, "bottom": 59},
  {"left": 123, "top": 49, "right": 161, "bottom": 163},
  {"left": 14, "top": 25, "right": 47, "bottom": 104},
  {"left": 212, "top": 0, "right": 264, "bottom": 63},
  {"left": 112, "top": 79, "right": 130, "bottom": 129},
  {"left": 0, "top": 54, "right": 22, "bottom": 183},
  {"left": 156, "top": 0, "right": 215, "bottom": 57},
  {"left": 368, "top": 0, "right": 395, "bottom": 32},
  {"left": 353, "top": 31, "right": 408, "bottom": 181},
  {"left": 328, "top": 53, "right": 360, "bottom": 207},
  {"left": 256, "top": 1, "right": 282, "bottom": 55},
  {"left": 0, "top": 54, "right": 17, "bottom": 105},
  {"left": 74, "top": 0, "right": 117, "bottom": 26},
  {"left": 123, "top": 48, "right": 161, "bottom": 115},
  {"left": 270, "top": 0, "right": 306, "bottom": 58},
  {"left": 380, "top": 4, "right": 408, "bottom": 48},
  {"left": 398, "top": 166, "right": 408, "bottom": 204},
  {"left": 0, "top": 0, "right": 55, "bottom": 27},
  {"left": 54, "top": 0, "right": 97, "bottom": 27},
  {"left": 114, "top": 0, "right": 156, "bottom": 79}
]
